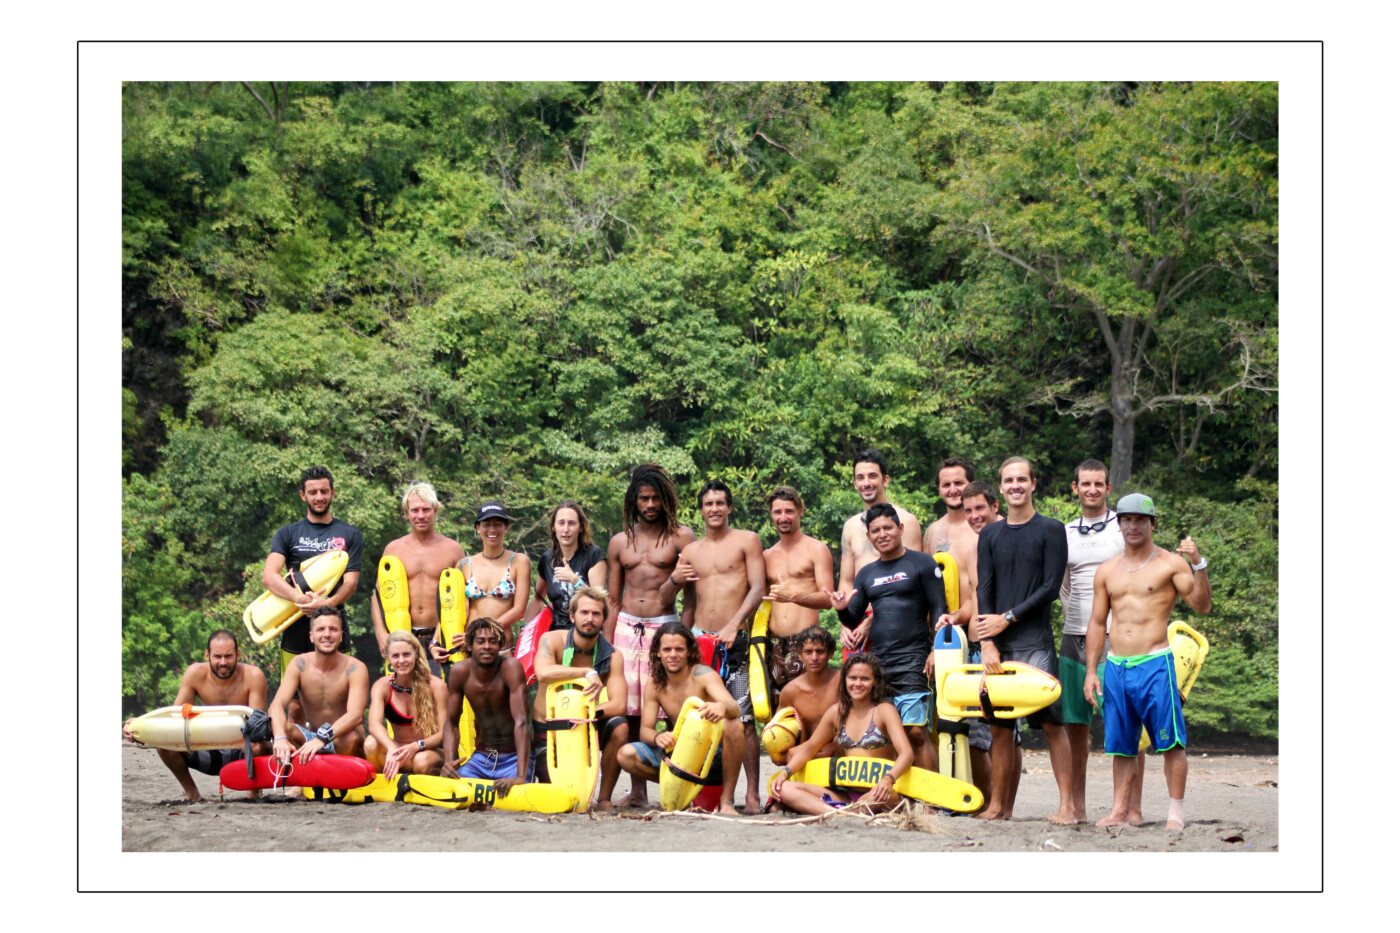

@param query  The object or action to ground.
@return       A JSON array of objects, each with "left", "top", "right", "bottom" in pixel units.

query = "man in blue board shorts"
[{"left": 1084, "top": 493, "right": 1212, "bottom": 831}]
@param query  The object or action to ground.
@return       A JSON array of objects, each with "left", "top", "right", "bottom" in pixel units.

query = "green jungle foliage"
[{"left": 122, "top": 81, "right": 1278, "bottom": 740}]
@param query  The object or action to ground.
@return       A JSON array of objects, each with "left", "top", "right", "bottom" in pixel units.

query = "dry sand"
[{"left": 121, "top": 742, "right": 1278, "bottom": 854}]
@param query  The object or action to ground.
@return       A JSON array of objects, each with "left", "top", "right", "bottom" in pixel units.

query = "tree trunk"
[{"left": 1109, "top": 361, "right": 1135, "bottom": 489}]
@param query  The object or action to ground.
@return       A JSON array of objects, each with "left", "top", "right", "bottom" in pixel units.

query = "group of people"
[{"left": 127, "top": 452, "right": 1211, "bottom": 829}]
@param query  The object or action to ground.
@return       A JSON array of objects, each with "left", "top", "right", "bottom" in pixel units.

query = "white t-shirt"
[{"left": 1060, "top": 511, "right": 1125, "bottom": 636}]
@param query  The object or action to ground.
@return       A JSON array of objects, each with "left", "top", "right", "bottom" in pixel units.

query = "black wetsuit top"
[
  {"left": 837, "top": 549, "right": 946, "bottom": 695},
  {"left": 974, "top": 513, "right": 1069, "bottom": 653}
]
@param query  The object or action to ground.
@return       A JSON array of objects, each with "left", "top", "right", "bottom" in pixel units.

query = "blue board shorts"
[
  {"left": 458, "top": 748, "right": 532, "bottom": 782},
  {"left": 892, "top": 691, "right": 932, "bottom": 729},
  {"left": 1102, "top": 648, "right": 1186, "bottom": 756}
]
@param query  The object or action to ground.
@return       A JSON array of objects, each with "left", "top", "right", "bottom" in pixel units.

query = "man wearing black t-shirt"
[
  {"left": 260, "top": 465, "right": 365, "bottom": 678},
  {"left": 973, "top": 456, "right": 1071, "bottom": 823},
  {"left": 826, "top": 502, "right": 944, "bottom": 771}
]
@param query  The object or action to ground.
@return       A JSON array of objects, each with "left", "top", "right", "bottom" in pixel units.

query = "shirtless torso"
[
  {"left": 676, "top": 527, "right": 766, "bottom": 645},
  {"left": 374, "top": 528, "right": 465, "bottom": 651},
  {"left": 763, "top": 533, "right": 834, "bottom": 638},
  {"left": 1092, "top": 546, "right": 1200, "bottom": 657},
  {"left": 606, "top": 523, "right": 696, "bottom": 632},
  {"left": 776, "top": 666, "right": 841, "bottom": 759},
  {"left": 269, "top": 619, "right": 370, "bottom": 763},
  {"left": 839, "top": 503, "right": 923, "bottom": 591}
]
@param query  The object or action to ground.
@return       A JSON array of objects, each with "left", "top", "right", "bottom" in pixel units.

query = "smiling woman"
[{"left": 458, "top": 503, "right": 530, "bottom": 647}]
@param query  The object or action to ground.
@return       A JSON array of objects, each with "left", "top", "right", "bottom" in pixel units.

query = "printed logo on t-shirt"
[
  {"left": 297, "top": 535, "right": 346, "bottom": 552},
  {"left": 870, "top": 571, "right": 909, "bottom": 588}
]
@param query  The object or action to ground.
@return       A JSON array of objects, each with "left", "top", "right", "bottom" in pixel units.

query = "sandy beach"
[{"left": 122, "top": 742, "right": 1278, "bottom": 854}]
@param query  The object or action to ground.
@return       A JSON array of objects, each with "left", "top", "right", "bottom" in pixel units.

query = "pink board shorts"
[{"left": 614, "top": 611, "right": 680, "bottom": 716}]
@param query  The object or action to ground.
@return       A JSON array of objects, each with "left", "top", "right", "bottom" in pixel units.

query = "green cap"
[{"left": 1115, "top": 493, "right": 1156, "bottom": 518}]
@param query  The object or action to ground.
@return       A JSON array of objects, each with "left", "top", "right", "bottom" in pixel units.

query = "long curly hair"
[
  {"left": 837, "top": 652, "right": 888, "bottom": 723},
  {"left": 648, "top": 621, "right": 701, "bottom": 691},
  {"left": 623, "top": 463, "right": 681, "bottom": 548},
  {"left": 384, "top": 631, "right": 439, "bottom": 736}
]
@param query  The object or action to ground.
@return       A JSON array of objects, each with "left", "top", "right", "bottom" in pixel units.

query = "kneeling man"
[
  {"left": 617, "top": 622, "right": 743, "bottom": 815},
  {"left": 269, "top": 607, "right": 369, "bottom": 764},
  {"left": 532, "top": 585, "right": 630, "bottom": 809},
  {"left": 123, "top": 629, "right": 269, "bottom": 801},
  {"left": 442, "top": 617, "right": 531, "bottom": 796}
]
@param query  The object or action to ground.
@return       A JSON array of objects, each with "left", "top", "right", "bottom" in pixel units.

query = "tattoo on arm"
[{"left": 295, "top": 658, "right": 305, "bottom": 671}]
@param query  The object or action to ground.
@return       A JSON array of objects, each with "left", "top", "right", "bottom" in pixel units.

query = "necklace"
[{"left": 1125, "top": 546, "right": 1157, "bottom": 574}]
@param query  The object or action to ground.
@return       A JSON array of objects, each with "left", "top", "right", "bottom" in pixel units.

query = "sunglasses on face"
[{"left": 1074, "top": 514, "right": 1118, "bottom": 535}]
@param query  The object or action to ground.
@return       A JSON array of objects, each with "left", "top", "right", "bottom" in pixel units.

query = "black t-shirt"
[
  {"left": 538, "top": 545, "right": 606, "bottom": 631},
  {"left": 270, "top": 516, "right": 364, "bottom": 653},
  {"left": 974, "top": 513, "right": 1068, "bottom": 653},
  {"left": 837, "top": 549, "right": 945, "bottom": 695}
]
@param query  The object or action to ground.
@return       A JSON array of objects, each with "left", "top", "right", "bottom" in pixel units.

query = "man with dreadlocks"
[
  {"left": 441, "top": 617, "right": 531, "bottom": 795},
  {"left": 606, "top": 463, "right": 697, "bottom": 807}
]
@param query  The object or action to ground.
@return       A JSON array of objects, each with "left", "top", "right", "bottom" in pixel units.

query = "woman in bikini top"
[
  {"left": 454, "top": 502, "right": 530, "bottom": 649},
  {"left": 365, "top": 631, "right": 449, "bottom": 780},
  {"left": 769, "top": 653, "right": 914, "bottom": 815}
]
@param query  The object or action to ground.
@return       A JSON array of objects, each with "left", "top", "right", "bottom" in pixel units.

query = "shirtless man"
[
  {"left": 839, "top": 449, "right": 922, "bottom": 657},
  {"left": 606, "top": 463, "right": 696, "bottom": 806},
  {"left": 673, "top": 479, "right": 767, "bottom": 811},
  {"left": 122, "top": 630, "right": 269, "bottom": 802},
  {"left": 372, "top": 482, "right": 465, "bottom": 676},
  {"left": 771, "top": 626, "right": 841, "bottom": 763},
  {"left": 762, "top": 486, "right": 834, "bottom": 693},
  {"left": 617, "top": 623, "right": 744, "bottom": 816},
  {"left": 441, "top": 617, "right": 531, "bottom": 796},
  {"left": 532, "top": 586, "right": 630, "bottom": 810},
  {"left": 1085, "top": 493, "right": 1211, "bottom": 831},
  {"left": 269, "top": 608, "right": 369, "bottom": 766},
  {"left": 934, "top": 479, "right": 1003, "bottom": 797},
  {"left": 923, "top": 457, "right": 977, "bottom": 565}
]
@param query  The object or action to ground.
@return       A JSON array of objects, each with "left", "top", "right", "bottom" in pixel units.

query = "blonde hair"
[
  {"left": 385, "top": 631, "right": 439, "bottom": 735},
  {"left": 401, "top": 482, "right": 443, "bottom": 515},
  {"left": 568, "top": 584, "right": 610, "bottom": 618}
]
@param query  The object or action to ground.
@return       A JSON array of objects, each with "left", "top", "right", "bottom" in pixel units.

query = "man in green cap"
[{"left": 1083, "top": 493, "right": 1211, "bottom": 831}]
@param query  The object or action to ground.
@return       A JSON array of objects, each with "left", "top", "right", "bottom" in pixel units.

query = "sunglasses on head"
[{"left": 1075, "top": 514, "right": 1118, "bottom": 535}]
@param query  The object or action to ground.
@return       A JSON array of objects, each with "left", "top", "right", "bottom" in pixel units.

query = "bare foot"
[
  {"left": 1165, "top": 819, "right": 1185, "bottom": 831},
  {"left": 1073, "top": 807, "right": 1087, "bottom": 822},
  {"left": 184, "top": 790, "right": 203, "bottom": 803},
  {"left": 593, "top": 800, "right": 615, "bottom": 812},
  {"left": 1096, "top": 811, "right": 1132, "bottom": 827},
  {"left": 1047, "top": 807, "right": 1080, "bottom": 825},
  {"left": 974, "top": 808, "right": 1008, "bottom": 821},
  {"left": 1127, "top": 810, "right": 1145, "bottom": 826},
  {"left": 745, "top": 795, "right": 763, "bottom": 814},
  {"left": 619, "top": 790, "right": 648, "bottom": 808},
  {"left": 719, "top": 804, "right": 740, "bottom": 815}
]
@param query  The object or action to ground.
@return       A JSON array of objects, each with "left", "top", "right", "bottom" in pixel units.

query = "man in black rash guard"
[
  {"left": 825, "top": 502, "right": 944, "bottom": 771},
  {"left": 973, "top": 456, "right": 1072, "bottom": 823}
]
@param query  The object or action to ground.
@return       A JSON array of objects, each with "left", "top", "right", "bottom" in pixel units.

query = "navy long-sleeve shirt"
[{"left": 975, "top": 513, "right": 1068, "bottom": 653}]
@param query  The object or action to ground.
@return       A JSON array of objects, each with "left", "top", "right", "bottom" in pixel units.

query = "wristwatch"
[
  {"left": 1003, "top": 610, "right": 1016, "bottom": 624},
  {"left": 417, "top": 739, "right": 427, "bottom": 751},
  {"left": 1191, "top": 557, "right": 1208, "bottom": 571}
]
